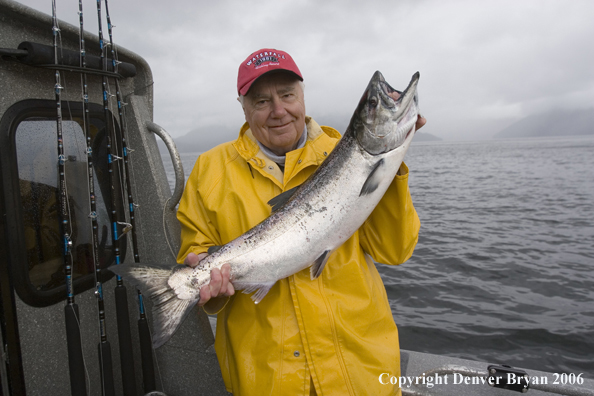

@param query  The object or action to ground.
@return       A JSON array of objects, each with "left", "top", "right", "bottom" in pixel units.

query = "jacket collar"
[{"left": 233, "top": 116, "right": 340, "bottom": 188}]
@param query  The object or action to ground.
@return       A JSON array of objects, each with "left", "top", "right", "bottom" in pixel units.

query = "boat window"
[{"left": 4, "top": 100, "right": 126, "bottom": 306}]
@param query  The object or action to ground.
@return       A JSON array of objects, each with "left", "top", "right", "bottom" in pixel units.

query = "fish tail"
[{"left": 109, "top": 263, "right": 198, "bottom": 348}]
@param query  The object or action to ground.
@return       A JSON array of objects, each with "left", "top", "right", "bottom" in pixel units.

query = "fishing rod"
[
  {"left": 102, "top": 0, "right": 157, "bottom": 392},
  {"left": 87, "top": 1, "right": 116, "bottom": 394},
  {"left": 53, "top": 1, "right": 88, "bottom": 394}
]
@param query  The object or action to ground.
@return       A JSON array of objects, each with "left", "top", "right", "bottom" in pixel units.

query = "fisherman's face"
[{"left": 242, "top": 72, "right": 306, "bottom": 156}]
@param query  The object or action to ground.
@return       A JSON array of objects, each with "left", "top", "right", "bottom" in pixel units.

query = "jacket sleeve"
[
  {"left": 176, "top": 156, "right": 222, "bottom": 264},
  {"left": 359, "top": 162, "right": 420, "bottom": 265},
  {"left": 176, "top": 157, "right": 232, "bottom": 314}
]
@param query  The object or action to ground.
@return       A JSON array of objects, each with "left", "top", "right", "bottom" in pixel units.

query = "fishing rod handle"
[
  {"left": 115, "top": 285, "right": 137, "bottom": 395},
  {"left": 98, "top": 341, "right": 116, "bottom": 396},
  {"left": 64, "top": 304, "right": 87, "bottom": 396},
  {"left": 138, "top": 316, "right": 157, "bottom": 392}
]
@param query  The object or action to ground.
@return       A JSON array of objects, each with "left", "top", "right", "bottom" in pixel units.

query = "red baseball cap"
[{"left": 237, "top": 48, "right": 303, "bottom": 96}]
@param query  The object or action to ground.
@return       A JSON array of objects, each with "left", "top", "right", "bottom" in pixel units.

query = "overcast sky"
[{"left": 18, "top": 0, "right": 594, "bottom": 141}]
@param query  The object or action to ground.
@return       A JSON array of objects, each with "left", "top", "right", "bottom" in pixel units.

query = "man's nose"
[{"left": 270, "top": 98, "right": 287, "bottom": 117}]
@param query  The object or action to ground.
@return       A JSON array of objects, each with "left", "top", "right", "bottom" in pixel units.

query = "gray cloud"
[{"left": 19, "top": 0, "right": 594, "bottom": 142}]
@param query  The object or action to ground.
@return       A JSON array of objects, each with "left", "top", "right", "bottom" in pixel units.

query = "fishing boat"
[{"left": 0, "top": 1, "right": 592, "bottom": 395}]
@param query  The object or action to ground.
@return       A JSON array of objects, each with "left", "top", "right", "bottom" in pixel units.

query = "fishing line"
[
  {"left": 53, "top": 1, "right": 88, "bottom": 395},
  {"left": 72, "top": 296, "right": 92, "bottom": 392},
  {"left": 163, "top": 199, "right": 178, "bottom": 261},
  {"left": 145, "top": 320, "right": 166, "bottom": 390},
  {"left": 102, "top": 0, "right": 159, "bottom": 391},
  {"left": 129, "top": 81, "right": 155, "bottom": 96}
]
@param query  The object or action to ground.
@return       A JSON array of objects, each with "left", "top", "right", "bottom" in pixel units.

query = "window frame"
[{"left": 0, "top": 99, "right": 125, "bottom": 307}]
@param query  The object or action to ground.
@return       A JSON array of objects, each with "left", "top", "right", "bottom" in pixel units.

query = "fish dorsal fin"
[
  {"left": 207, "top": 245, "right": 223, "bottom": 255},
  {"left": 234, "top": 281, "right": 276, "bottom": 304},
  {"left": 267, "top": 186, "right": 300, "bottom": 213},
  {"left": 310, "top": 250, "right": 331, "bottom": 280},
  {"left": 360, "top": 159, "right": 385, "bottom": 196}
]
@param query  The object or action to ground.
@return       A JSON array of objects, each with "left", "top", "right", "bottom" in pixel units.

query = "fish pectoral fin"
[
  {"left": 310, "top": 250, "right": 331, "bottom": 280},
  {"left": 360, "top": 159, "right": 385, "bottom": 196},
  {"left": 267, "top": 186, "right": 300, "bottom": 212},
  {"left": 234, "top": 281, "right": 276, "bottom": 304},
  {"left": 207, "top": 245, "right": 223, "bottom": 255}
]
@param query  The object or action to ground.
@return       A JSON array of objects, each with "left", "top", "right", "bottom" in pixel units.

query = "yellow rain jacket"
[{"left": 177, "top": 117, "right": 420, "bottom": 396}]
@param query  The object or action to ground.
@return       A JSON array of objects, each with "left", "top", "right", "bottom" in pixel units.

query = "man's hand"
[
  {"left": 415, "top": 114, "right": 426, "bottom": 131},
  {"left": 385, "top": 90, "right": 426, "bottom": 132},
  {"left": 184, "top": 252, "right": 235, "bottom": 307}
]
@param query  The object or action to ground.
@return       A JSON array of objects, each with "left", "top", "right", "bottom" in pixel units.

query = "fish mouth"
[
  {"left": 376, "top": 76, "right": 402, "bottom": 110},
  {"left": 354, "top": 71, "right": 420, "bottom": 155},
  {"left": 369, "top": 70, "right": 419, "bottom": 107},
  {"left": 393, "top": 71, "right": 420, "bottom": 120},
  {"left": 372, "top": 71, "right": 419, "bottom": 131},
  {"left": 398, "top": 74, "right": 420, "bottom": 137}
]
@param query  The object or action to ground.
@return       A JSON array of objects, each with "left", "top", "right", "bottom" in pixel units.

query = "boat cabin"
[{"left": 0, "top": 1, "right": 226, "bottom": 394}]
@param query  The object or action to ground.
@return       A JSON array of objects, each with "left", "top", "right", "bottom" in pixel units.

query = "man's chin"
[{"left": 268, "top": 137, "right": 299, "bottom": 156}]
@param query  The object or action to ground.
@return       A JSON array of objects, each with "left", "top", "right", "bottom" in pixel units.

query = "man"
[{"left": 177, "top": 48, "right": 424, "bottom": 395}]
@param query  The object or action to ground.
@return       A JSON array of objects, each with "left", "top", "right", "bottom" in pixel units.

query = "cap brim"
[{"left": 239, "top": 69, "right": 303, "bottom": 96}]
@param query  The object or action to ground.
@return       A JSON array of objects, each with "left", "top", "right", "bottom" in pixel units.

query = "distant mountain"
[
  {"left": 167, "top": 127, "right": 444, "bottom": 152},
  {"left": 494, "top": 108, "right": 594, "bottom": 139},
  {"left": 412, "top": 132, "right": 443, "bottom": 142},
  {"left": 171, "top": 127, "right": 236, "bottom": 153}
]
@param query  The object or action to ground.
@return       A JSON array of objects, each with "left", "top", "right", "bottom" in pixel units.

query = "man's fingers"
[
  {"left": 416, "top": 115, "right": 427, "bottom": 131},
  {"left": 209, "top": 268, "right": 223, "bottom": 297},
  {"left": 198, "top": 268, "right": 222, "bottom": 307},
  {"left": 197, "top": 263, "right": 235, "bottom": 306},
  {"left": 184, "top": 252, "right": 199, "bottom": 268},
  {"left": 220, "top": 264, "right": 235, "bottom": 296},
  {"left": 185, "top": 252, "right": 209, "bottom": 268},
  {"left": 387, "top": 91, "right": 401, "bottom": 101},
  {"left": 219, "top": 264, "right": 230, "bottom": 297},
  {"left": 198, "top": 284, "right": 211, "bottom": 307},
  {"left": 226, "top": 281, "right": 235, "bottom": 296}
]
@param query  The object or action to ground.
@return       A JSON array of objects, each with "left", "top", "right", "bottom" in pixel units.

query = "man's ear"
[
  {"left": 237, "top": 96, "right": 247, "bottom": 122},
  {"left": 238, "top": 97, "right": 248, "bottom": 121}
]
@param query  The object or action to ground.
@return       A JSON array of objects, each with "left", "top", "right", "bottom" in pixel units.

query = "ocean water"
[{"left": 163, "top": 135, "right": 594, "bottom": 377}]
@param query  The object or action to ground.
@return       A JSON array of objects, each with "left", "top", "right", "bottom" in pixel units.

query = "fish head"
[{"left": 353, "top": 71, "right": 420, "bottom": 155}]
